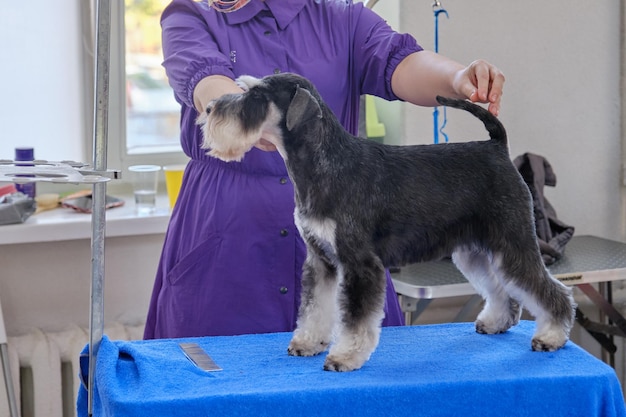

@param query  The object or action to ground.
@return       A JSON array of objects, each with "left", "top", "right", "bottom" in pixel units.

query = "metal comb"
[{"left": 179, "top": 343, "right": 222, "bottom": 372}]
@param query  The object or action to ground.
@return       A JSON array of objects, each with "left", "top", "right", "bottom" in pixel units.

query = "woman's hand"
[
  {"left": 452, "top": 59, "right": 505, "bottom": 116},
  {"left": 392, "top": 51, "right": 505, "bottom": 117},
  {"left": 255, "top": 138, "right": 277, "bottom": 152}
]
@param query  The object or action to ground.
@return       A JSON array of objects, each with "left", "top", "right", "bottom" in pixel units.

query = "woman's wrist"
[{"left": 193, "top": 75, "right": 244, "bottom": 113}]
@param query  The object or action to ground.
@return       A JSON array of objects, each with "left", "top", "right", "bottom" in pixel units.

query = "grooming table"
[
  {"left": 76, "top": 322, "right": 626, "bottom": 417},
  {"left": 392, "top": 235, "right": 626, "bottom": 359}
]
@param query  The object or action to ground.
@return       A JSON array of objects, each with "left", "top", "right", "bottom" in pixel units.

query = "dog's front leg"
[
  {"left": 324, "top": 255, "right": 386, "bottom": 372},
  {"left": 288, "top": 250, "right": 338, "bottom": 357}
]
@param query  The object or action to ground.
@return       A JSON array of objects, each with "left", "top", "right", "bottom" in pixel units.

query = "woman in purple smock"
[{"left": 144, "top": 0, "right": 505, "bottom": 339}]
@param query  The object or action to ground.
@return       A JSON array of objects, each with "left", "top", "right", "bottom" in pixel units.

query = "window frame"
[{"left": 101, "top": 0, "right": 188, "bottom": 181}]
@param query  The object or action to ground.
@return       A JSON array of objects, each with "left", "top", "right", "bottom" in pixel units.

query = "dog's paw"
[
  {"left": 323, "top": 353, "right": 365, "bottom": 372},
  {"left": 475, "top": 319, "right": 511, "bottom": 335},
  {"left": 531, "top": 330, "right": 568, "bottom": 352},
  {"left": 475, "top": 300, "right": 521, "bottom": 335},
  {"left": 287, "top": 337, "right": 329, "bottom": 357}
]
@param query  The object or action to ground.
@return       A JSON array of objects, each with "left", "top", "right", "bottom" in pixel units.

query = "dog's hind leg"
[
  {"left": 324, "top": 254, "right": 387, "bottom": 372},
  {"left": 497, "top": 247, "right": 575, "bottom": 351},
  {"left": 453, "top": 248, "right": 522, "bottom": 335},
  {"left": 288, "top": 251, "right": 338, "bottom": 357}
]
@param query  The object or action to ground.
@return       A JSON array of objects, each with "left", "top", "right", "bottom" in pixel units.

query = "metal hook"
[
  {"left": 433, "top": 2, "right": 449, "bottom": 54},
  {"left": 433, "top": 5, "right": 448, "bottom": 19},
  {"left": 433, "top": 0, "right": 449, "bottom": 144}
]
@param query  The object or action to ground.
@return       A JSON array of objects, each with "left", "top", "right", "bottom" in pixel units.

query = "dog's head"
[{"left": 198, "top": 73, "right": 323, "bottom": 162}]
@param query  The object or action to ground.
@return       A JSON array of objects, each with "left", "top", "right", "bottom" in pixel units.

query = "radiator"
[{"left": 0, "top": 323, "right": 144, "bottom": 417}]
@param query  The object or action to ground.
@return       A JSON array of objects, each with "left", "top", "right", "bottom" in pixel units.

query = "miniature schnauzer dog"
[{"left": 198, "top": 72, "right": 576, "bottom": 372}]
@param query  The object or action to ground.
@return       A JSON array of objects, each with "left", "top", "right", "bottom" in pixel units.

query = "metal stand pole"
[{"left": 89, "top": 0, "right": 111, "bottom": 414}]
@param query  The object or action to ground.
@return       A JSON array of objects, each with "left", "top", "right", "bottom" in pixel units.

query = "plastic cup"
[
  {"left": 128, "top": 165, "right": 161, "bottom": 215},
  {"left": 163, "top": 164, "right": 186, "bottom": 210}
]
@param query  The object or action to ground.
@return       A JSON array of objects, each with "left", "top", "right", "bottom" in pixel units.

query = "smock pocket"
[{"left": 165, "top": 233, "right": 223, "bottom": 288}]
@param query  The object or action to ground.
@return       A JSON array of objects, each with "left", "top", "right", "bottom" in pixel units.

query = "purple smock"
[{"left": 144, "top": 0, "right": 423, "bottom": 339}]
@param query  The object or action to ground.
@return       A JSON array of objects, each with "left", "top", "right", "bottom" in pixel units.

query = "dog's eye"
[{"left": 205, "top": 101, "right": 214, "bottom": 115}]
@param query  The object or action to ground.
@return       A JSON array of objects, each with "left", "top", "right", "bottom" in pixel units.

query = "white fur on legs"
[
  {"left": 288, "top": 260, "right": 339, "bottom": 357},
  {"left": 287, "top": 289, "right": 336, "bottom": 356},
  {"left": 324, "top": 308, "right": 384, "bottom": 372},
  {"left": 453, "top": 249, "right": 521, "bottom": 334},
  {"left": 503, "top": 282, "right": 571, "bottom": 351}
]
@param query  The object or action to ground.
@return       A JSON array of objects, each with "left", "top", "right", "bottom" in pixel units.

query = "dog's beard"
[
  {"left": 199, "top": 115, "right": 261, "bottom": 162},
  {"left": 198, "top": 102, "right": 286, "bottom": 162}
]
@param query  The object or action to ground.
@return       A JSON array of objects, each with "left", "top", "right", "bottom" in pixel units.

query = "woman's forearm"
[
  {"left": 391, "top": 51, "right": 465, "bottom": 106},
  {"left": 391, "top": 50, "right": 504, "bottom": 115}
]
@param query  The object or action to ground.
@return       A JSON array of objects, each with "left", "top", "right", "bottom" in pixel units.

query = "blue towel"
[{"left": 77, "top": 321, "right": 626, "bottom": 417}]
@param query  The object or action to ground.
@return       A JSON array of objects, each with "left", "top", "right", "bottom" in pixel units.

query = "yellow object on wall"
[{"left": 365, "top": 95, "right": 386, "bottom": 141}]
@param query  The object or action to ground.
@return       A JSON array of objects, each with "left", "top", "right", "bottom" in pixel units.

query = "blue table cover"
[{"left": 77, "top": 321, "right": 626, "bottom": 417}]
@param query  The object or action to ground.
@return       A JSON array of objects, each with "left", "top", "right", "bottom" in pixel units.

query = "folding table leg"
[
  {"left": 575, "top": 283, "right": 626, "bottom": 367},
  {"left": 454, "top": 294, "right": 483, "bottom": 322},
  {"left": 398, "top": 295, "right": 434, "bottom": 325},
  {"left": 576, "top": 284, "right": 626, "bottom": 336},
  {"left": 574, "top": 308, "right": 617, "bottom": 353}
]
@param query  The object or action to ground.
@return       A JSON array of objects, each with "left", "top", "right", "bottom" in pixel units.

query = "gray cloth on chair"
[{"left": 514, "top": 153, "right": 575, "bottom": 265}]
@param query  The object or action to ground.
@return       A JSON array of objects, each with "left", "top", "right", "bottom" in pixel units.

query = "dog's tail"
[{"left": 435, "top": 96, "right": 507, "bottom": 146}]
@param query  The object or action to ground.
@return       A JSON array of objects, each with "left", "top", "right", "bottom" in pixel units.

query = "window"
[
  {"left": 1, "top": 1, "right": 187, "bottom": 186},
  {"left": 108, "top": 0, "right": 188, "bottom": 173},
  {"left": 124, "top": 0, "right": 181, "bottom": 155}
]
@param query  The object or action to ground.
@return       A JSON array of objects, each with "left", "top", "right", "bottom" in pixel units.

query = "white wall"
[
  {"left": 0, "top": 235, "right": 161, "bottom": 336},
  {"left": 385, "top": 0, "right": 624, "bottom": 241},
  {"left": 0, "top": 1, "right": 86, "bottom": 162}
]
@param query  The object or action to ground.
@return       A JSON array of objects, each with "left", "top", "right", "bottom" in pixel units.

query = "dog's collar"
[{"left": 210, "top": 0, "right": 251, "bottom": 13}]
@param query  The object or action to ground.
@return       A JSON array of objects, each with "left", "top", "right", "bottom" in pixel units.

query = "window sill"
[{"left": 0, "top": 193, "right": 171, "bottom": 245}]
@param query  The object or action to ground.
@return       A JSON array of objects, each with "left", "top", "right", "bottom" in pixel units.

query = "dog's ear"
[{"left": 286, "top": 86, "right": 322, "bottom": 132}]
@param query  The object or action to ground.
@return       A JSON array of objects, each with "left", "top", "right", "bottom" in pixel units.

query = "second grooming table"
[{"left": 391, "top": 235, "right": 626, "bottom": 358}]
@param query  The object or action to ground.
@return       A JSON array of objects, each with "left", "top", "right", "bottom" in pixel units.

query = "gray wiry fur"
[{"left": 199, "top": 72, "right": 576, "bottom": 372}]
